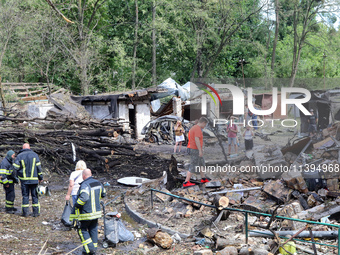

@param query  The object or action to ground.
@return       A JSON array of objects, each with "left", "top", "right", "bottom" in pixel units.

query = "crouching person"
[{"left": 70, "top": 169, "right": 106, "bottom": 255}]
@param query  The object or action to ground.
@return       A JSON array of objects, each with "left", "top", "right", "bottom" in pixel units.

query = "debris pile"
[
  {"left": 124, "top": 126, "right": 340, "bottom": 254},
  {"left": 0, "top": 94, "right": 170, "bottom": 178}
]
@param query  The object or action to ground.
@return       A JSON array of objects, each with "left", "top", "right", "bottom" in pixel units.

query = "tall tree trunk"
[
  {"left": 289, "top": 45, "right": 302, "bottom": 88},
  {"left": 264, "top": 28, "right": 272, "bottom": 89},
  {"left": 289, "top": 0, "right": 315, "bottom": 87},
  {"left": 289, "top": 5, "right": 298, "bottom": 87},
  {"left": 191, "top": 31, "right": 203, "bottom": 79},
  {"left": 132, "top": 0, "right": 138, "bottom": 89},
  {"left": 270, "top": 0, "right": 279, "bottom": 72},
  {"left": 0, "top": 76, "right": 6, "bottom": 116},
  {"left": 152, "top": 0, "right": 156, "bottom": 86},
  {"left": 0, "top": 33, "right": 10, "bottom": 116},
  {"left": 80, "top": 39, "right": 89, "bottom": 95}
]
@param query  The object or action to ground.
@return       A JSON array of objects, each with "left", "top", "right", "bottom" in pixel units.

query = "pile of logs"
[{"left": 0, "top": 109, "right": 167, "bottom": 179}]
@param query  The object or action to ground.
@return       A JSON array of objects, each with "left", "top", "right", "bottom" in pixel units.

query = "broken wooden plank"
[{"left": 313, "top": 137, "right": 334, "bottom": 149}]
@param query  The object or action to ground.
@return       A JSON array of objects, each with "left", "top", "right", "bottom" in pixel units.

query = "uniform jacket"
[
  {"left": 70, "top": 176, "right": 106, "bottom": 221},
  {"left": 0, "top": 157, "right": 16, "bottom": 184},
  {"left": 13, "top": 149, "right": 43, "bottom": 184}
]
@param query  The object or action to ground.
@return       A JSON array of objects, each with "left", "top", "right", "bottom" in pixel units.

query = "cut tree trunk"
[{"left": 213, "top": 195, "right": 230, "bottom": 221}]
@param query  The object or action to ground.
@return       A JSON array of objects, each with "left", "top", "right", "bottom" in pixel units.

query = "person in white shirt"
[{"left": 65, "top": 160, "right": 87, "bottom": 205}]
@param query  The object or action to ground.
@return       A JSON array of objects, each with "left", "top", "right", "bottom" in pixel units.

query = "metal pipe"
[
  {"left": 250, "top": 230, "right": 338, "bottom": 239},
  {"left": 249, "top": 230, "right": 338, "bottom": 248},
  {"left": 338, "top": 228, "right": 340, "bottom": 255},
  {"left": 150, "top": 190, "right": 153, "bottom": 209},
  {"left": 211, "top": 186, "right": 262, "bottom": 195},
  {"left": 245, "top": 212, "right": 248, "bottom": 244}
]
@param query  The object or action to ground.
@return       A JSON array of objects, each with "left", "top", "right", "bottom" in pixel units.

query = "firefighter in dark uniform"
[
  {"left": 0, "top": 150, "right": 18, "bottom": 213},
  {"left": 70, "top": 168, "right": 106, "bottom": 255},
  {"left": 13, "top": 143, "right": 43, "bottom": 217}
]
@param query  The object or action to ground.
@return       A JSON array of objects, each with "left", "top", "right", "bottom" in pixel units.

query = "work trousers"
[
  {"left": 78, "top": 219, "right": 98, "bottom": 254},
  {"left": 21, "top": 183, "right": 39, "bottom": 215},
  {"left": 4, "top": 183, "right": 15, "bottom": 209}
]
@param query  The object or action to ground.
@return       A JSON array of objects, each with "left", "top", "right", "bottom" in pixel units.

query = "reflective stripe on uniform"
[
  {"left": 21, "top": 160, "right": 26, "bottom": 179},
  {"left": 78, "top": 229, "right": 91, "bottom": 253},
  {"left": 5, "top": 201, "right": 14, "bottom": 208},
  {"left": 13, "top": 163, "right": 20, "bottom": 168},
  {"left": 77, "top": 211, "right": 102, "bottom": 221},
  {"left": 32, "top": 203, "right": 40, "bottom": 213},
  {"left": 77, "top": 198, "right": 86, "bottom": 206},
  {"left": 82, "top": 238, "right": 92, "bottom": 245},
  {"left": 80, "top": 189, "right": 89, "bottom": 195},
  {"left": 19, "top": 177, "right": 38, "bottom": 181},
  {"left": 36, "top": 162, "right": 41, "bottom": 166},
  {"left": 70, "top": 208, "right": 80, "bottom": 219},
  {"left": 70, "top": 211, "right": 102, "bottom": 221},
  {"left": 31, "top": 158, "right": 36, "bottom": 179},
  {"left": 21, "top": 204, "right": 29, "bottom": 207},
  {"left": 91, "top": 190, "right": 96, "bottom": 215}
]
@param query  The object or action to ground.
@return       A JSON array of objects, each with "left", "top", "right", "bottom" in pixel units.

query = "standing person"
[
  {"left": 251, "top": 111, "right": 258, "bottom": 130},
  {"left": 65, "top": 160, "right": 87, "bottom": 206},
  {"left": 308, "top": 109, "right": 318, "bottom": 137},
  {"left": 13, "top": 143, "right": 43, "bottom": 217},
  {"left": 183, "top": 117, "right": 210, "bottom": 187},
  {"left": 0, "top": 150, "right": 18, "bottom": 214},
  {"left": 243, "top": 126, "right": 254, "bottom": 151},
  {"left": 70, "top": 169, "right": 106, "bottom": 255},
  {"left": 227, "top": 117, "right": 238, "bottom": 155},
  {"left": 174, "top": 120, "right": 185, "bottom": 153}
]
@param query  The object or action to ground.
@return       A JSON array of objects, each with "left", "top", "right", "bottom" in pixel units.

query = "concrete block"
[{"left": 27, "top": 103, "right": 54, "bottom": 118}]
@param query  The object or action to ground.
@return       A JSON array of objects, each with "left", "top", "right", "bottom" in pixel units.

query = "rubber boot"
[{"left": 32, "top": 206, "right": 40, "bottom": 217}]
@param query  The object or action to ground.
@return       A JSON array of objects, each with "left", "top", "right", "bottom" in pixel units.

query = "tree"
[
  {"left": 55, "top": 0, "right": 110, "bottom": 95},
  {"left": 0, "top": 0, "right": 23, "bottom": 113}
]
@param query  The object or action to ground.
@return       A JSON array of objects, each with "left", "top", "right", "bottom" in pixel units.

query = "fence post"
[
  {"left": 245, "top": 212, "right": 248, "bottom": 244},
  {"left": 150, "top": 190, "right": 153, "bottom": 209},
  {"left": 338, "top": 228, "right": 340, "bottom": 255}
]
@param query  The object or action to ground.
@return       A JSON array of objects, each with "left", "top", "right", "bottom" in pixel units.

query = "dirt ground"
[{"left": 0, "top": 128, "right": 301, "bottom": 255}]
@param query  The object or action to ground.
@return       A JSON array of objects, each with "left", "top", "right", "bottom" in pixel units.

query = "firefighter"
[
  {"left": 0, "top": 150, "right": 18, "bottom": 213},
  {"left": 13, "top": 143, "right": 43, "bottom": 217},
  {"left": 70, "top": 168, "right": 106, "bottom": 255}
]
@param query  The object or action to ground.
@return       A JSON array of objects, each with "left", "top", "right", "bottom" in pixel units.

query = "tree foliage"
[{"left": 0, "top": 0, "right": 339, "bottom": 95}]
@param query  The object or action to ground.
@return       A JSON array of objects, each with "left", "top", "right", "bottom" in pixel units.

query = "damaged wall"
[
  {"left": 136, "top": 103, "right": 151, "bottom": 139},
  {"left": 27, "top": 103, "right": 54, "bottom": 118},
  {"left": 83, "top": 102, "right": 111, "bottom": 119}
]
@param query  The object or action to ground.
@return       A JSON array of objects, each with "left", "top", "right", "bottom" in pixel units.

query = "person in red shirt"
[{"left": 183, "top": 117, "right": 210, "bottom": 187}]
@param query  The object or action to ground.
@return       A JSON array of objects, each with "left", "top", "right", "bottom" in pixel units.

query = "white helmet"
[{"left": 37, "top": 186, "right": 50, "bottom": 196}]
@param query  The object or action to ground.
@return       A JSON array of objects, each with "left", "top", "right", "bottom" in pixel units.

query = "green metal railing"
[{"left": 149, "top": 188, "right": 340, "bottom": 254}]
